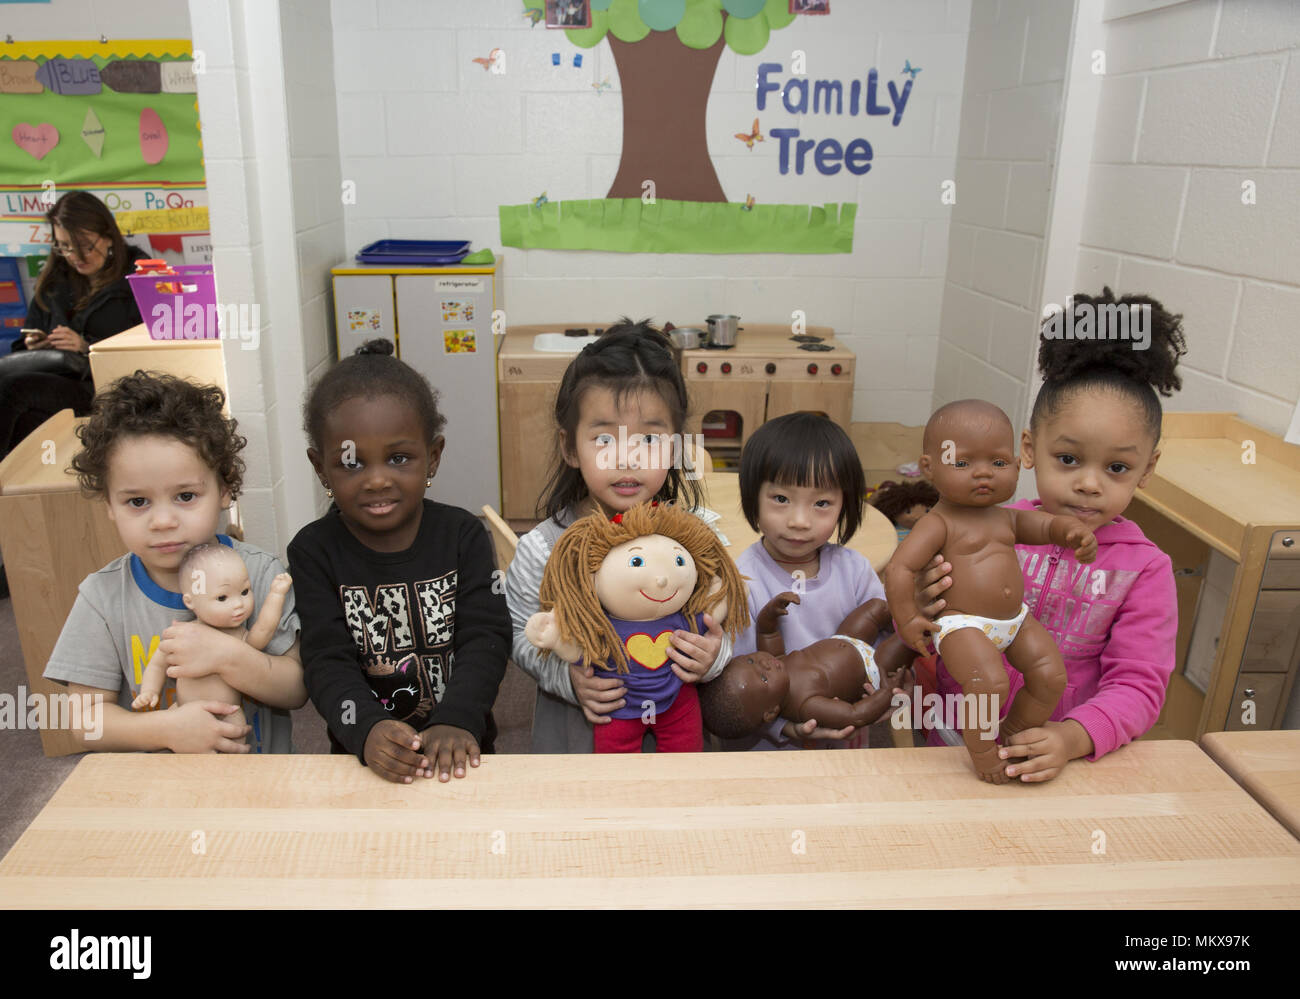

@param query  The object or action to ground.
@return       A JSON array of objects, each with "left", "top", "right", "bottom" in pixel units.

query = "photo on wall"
[{"left": 546, "top": 0, "right": 590, "bottom": 29}]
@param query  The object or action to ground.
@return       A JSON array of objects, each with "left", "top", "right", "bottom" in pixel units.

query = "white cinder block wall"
[
  {"left": 0, "top": 0, "right": 189, "bottom": 41},
  {"left": 280, "top": 0, "right": 347, "bottom": 511},
  {"left": 330, "top": 0, "right": 972, "bottom": 426},
  {"left": 190, "top": 0, "right": 345, "bottom": 554},
  {"left": 933, "top": 0, "right": 1076, "bottom": 425},
  {"left": 1075, "top": 0, "right": 1300, "bottom": 436}
]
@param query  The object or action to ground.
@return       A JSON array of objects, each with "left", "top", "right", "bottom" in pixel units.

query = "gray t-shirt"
[{"left": 44, "top": 535, "right": 300, "bottom": 753}]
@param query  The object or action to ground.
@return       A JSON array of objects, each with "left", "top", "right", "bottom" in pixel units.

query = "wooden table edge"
[{"left": 1199, "top": 732, "right": 1300, "bottom": 842}]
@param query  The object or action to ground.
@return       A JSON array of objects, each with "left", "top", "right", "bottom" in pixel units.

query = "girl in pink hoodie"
[{"left": 924, "top": 288, "right": 1187, "bottom": 782}]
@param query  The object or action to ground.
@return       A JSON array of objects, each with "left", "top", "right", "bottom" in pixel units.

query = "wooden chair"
[
  {"left": 481, "top": 504, "right": 519, "bottom": 574},
  {"left": 480, "top": 504, "right": 536, "bottom": 751}
]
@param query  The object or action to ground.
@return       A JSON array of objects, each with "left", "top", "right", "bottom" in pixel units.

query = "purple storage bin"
[{"left": 128, "top": 265, "right": 220, "bottom": 340}]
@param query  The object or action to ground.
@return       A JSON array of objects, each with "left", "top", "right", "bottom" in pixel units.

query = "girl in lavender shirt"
[{"left": 718, "top": 413, "right": 898, "bottom": 750}]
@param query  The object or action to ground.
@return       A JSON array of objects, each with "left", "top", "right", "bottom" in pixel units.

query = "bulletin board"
[
  {"left": 0, "top": 39, "right": 207, "bottom": 257},
  {"left": 0, "top": 39, "right": 202, "bottom": 186}
]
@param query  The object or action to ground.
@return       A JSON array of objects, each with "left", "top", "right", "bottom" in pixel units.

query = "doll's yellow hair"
[{"left": 539, "top": 503, "right": 750, "bottom": 673}]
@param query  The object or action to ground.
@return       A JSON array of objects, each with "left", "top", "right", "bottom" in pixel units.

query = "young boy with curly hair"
[{"left": 43, "top": 372, "right": 306, "bottom": 753}]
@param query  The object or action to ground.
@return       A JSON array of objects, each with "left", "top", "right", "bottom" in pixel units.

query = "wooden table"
[
  {"left": 704, "top": 470, "right": 898, "bottom": 570},
  {"left": 1201, "top": 730, "right": 1300, "bottom": 840},
  {"left": 3, "top": 742, "right": 1298, "bottom": 908}
]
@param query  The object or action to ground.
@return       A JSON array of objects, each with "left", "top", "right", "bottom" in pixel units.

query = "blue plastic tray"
[{"left": 355, "top": 240, "right": 471, "bottom": 266}]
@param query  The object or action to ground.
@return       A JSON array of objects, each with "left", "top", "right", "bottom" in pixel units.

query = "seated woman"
[{"left": 0, "top": 190, "right": 148, "bottom": 458}]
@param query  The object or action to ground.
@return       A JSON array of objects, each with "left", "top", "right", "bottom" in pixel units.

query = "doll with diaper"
[
  {"left": 883, "top": 399, "right": 1096, "bottom": 783},
  {"left": 700, "top": 592, "right": 918, "bottom": 739}
]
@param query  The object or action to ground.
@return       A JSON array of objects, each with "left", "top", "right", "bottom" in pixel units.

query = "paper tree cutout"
[{"left": 551, "top": 0, "right": 795, "bottom": 202}]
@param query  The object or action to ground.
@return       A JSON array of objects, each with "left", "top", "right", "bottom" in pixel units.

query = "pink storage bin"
[{"left": 128, "top": 265, "right": 221, "bottom": 340}]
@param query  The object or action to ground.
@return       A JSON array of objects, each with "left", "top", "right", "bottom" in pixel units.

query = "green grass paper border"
[{"left": 499, "top": 198, "right": 857, "bottom": 254}]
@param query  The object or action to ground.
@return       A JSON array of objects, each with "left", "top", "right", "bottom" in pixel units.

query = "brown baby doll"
[
  {"left": 700, "top": 592, "right": 917, "bottom": 739},
  {"left": 133, "top": 544, "right": 293, "bottom": 740},
  {"left": 883, "top": 399, "right": 1096, "bottom": 783},
  {"left": 871, "top": 479, "right": 940, "bottom": 536}
]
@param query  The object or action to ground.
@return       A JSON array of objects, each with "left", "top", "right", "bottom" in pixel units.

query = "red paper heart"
[{"left": 12, "top": 122, "right": 59, "bottom": 160}]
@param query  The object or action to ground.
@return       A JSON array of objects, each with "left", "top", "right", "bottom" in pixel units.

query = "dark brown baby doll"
[
  {"left": 883, "top": 399, "right": 1097, "bottom": 784},
  {"left": 871, "top": 479, "right": 940, "bottom": 535},
  {"left": 700, "top": 592, "right": 918, "bottom": 739}
]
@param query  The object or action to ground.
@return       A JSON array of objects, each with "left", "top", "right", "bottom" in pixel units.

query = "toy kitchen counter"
[{"left": 497, "top": 323, "right": 855, "bottom": 520}]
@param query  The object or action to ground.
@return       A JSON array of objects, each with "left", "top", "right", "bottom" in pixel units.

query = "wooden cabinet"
[
  {"left": 1126, "top": 413, "right": 1300, "bottom": 740},
  {"left": 497, "top": 323, "right": 857, "bottom": 521},
  {"left": 765, "top": 378, "right": 852, "bottom": 427},
  {"left": 89, "top": 323, "right": 227, "bottom": 405},
  {"left": 498, "top": 379, "right": 562, "bottom": 519},
  {"left": 0, "top": 410, "right": 126, "bottom": 756}
]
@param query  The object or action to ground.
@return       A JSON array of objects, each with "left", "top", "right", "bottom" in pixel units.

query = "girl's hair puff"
[
  {"left": 540, "top": 318, "right": 703, "bottom": 520},
  {"left": 538, "top": 502, "right": 750, "bottom": 673},
  {"left": 302, "top": 339, "right": 446, "bottom": 451},
  {"left": 71, "top": 371, "right": 245, "bottom": 499},
  {"left": 1031, "top": 287, "right": 1186, "bottom": 442},
  {"left": 739, "top": 412, "right": 866, "bottom": 543}
]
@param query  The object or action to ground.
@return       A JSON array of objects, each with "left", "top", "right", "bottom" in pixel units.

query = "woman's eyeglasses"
[{"left": 50, "top": 236, "right": 106, "bottom": 259}]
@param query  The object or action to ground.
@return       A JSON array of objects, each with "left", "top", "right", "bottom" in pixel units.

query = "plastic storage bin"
[
  {"left": 354, "top": 240, "right": 470, "bottom": 266},
  {"left": 127, "top": 264, "right": 220, "bottom": 340}
]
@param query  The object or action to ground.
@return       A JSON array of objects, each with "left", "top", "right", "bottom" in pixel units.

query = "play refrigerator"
[{"left": 331, "top": 258, "right": 503, "bottom": 514}]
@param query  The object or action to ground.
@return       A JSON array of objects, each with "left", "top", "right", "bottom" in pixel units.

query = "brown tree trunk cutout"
[{"left": 605, "top": 28, "right": 728, "bottom": 203}]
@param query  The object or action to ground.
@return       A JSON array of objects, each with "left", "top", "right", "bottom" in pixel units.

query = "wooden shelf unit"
[{"left": 1127, "top": 413, "right": 1300, "bottom": 741}]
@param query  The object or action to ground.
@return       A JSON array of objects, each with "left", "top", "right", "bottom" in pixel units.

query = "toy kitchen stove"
[
  {"left": 681, "top": 323, "right": 854, "bottom": 471},
  {"left": 496, "top": 322, "right": 855, "bottom": 517}
]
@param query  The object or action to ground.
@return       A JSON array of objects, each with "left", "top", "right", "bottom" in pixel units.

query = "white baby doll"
[{"left": 132, "top": 543, "right": 292, "bottom": 738}]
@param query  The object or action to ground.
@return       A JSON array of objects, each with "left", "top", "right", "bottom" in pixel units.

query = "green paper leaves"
[
  {"left": 499, "top": 198, "right": 857, "bottom": 254},
  {"left": 724, "top": 9, "right": 770, "bottom": 54},
  {"left": 763, "top": 0, "right": 795, "bottom": 30},
  {"left": 639, "top": 0, "right": 686, "bottom": 31},
  {"left": 608, "top": 0, "right": 652, "bottom": 41},
  {"left": 677, "top": 0, "right": 724, "bottom": 48},
  {"left": 551, "top": 0, "right": 790, "bottom": 53},
  {"left": 566, "top": 8, "right": 611, "bottom": 47},
  {"left": 721, "top": 0, "right": 766, "bottom": 17}
]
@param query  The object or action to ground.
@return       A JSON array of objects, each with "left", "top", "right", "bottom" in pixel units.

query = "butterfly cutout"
[
  {"left": 902, "top": 60, "right": 922, "bottom": 80},
  {"left": 592, "top": 76, "right": 612, "bottom": 96},
  {"left": 741, "top": 194, "right": 756, "bottom": 211},
  {"left": 533, "top": 192, "right": 549, "bottom": 208},
  {"left": 472, "top": 48, "right": 503, "bottom": 71},
  {"left": 523, "top": 6, "right": 543, "bottom": 26},
  {"left": 734, "top": 118, "right": 764, "bottom": 150}
]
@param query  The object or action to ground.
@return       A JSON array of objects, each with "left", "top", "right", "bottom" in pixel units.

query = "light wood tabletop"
[
  {"left": 2, "top": 741, "right": 1298, "bottom": 909},
  {"left": 703, "top": 471, "right": 898, "bottom": 571},
  {"left": 1200, "top": 731, "right": 1300, "bottom": 841}
]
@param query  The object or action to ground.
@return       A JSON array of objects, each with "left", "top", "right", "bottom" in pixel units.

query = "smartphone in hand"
[{"left": 21, "top": 328, "right": 49, "bottom": 348}]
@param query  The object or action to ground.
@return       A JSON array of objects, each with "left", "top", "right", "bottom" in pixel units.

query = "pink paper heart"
[{"left": 12, "top": 122, "right": 59, "bottom": 160}]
